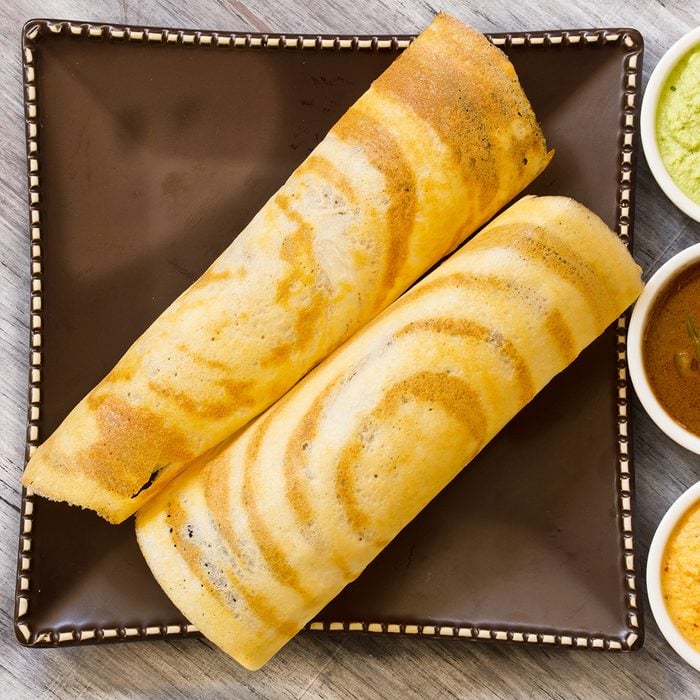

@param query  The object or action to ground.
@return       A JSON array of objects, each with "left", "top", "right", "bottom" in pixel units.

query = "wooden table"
[{"left": 1, "top": 0, "right": 698, "bottom": 697}]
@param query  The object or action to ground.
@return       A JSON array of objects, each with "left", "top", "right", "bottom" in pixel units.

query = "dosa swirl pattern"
[
  {"left": 136, "top": 196, "right": 643, "bottom": 670},
  {"left": 23, "top": 14, "right": 551, "bottom": 523}
]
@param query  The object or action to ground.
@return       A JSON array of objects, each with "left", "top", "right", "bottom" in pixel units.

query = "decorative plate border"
[{"left": 15, "top": 19, "right": 644, "bottom": 651}]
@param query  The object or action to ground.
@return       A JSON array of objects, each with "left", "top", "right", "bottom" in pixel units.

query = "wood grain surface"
[{"left": 1, "top": 0, "right": 699, "bottom": 698}]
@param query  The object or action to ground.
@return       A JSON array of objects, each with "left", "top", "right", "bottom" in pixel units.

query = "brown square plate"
[{"left": 15, "top": 19, "right": 644, "bottom": 652}]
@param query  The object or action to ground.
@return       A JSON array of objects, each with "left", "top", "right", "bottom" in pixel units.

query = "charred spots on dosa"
[
  {"left": 197, "top": 479, "right": 302, "bottom": 634},
  {"left": 67, "top": 394, "right": 194, "bottom": 502},
  {"left": 130, "top": 466, "right": 166, "bottom": 499}
]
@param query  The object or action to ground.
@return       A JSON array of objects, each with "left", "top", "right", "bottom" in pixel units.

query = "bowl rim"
[
  {"left": 646, "top": 480, "right": 700, "bottom": 671},
  {"left": 627, "top": 243, "right": 700, "bottom": 454},
  {"left": 640, "top": 25, "right": 700, "bottom": 223}
]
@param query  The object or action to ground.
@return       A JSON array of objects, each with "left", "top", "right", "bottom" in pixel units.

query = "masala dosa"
[
  {"left": 136, "top": 195, "right": 643, "bottom": 670},
  {"left": 23, "top": 13, "right": 551, "bottom": 523}
]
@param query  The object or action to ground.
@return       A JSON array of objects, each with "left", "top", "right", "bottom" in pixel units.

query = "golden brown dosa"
[
  {"left": 136, "top": 196, "right": 643, "bottom": 669},
  {"left": 23, "top": 14, "right": 551, "bottom": 523}
]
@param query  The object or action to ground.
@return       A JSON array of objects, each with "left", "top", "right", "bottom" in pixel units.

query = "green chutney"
[{"left": 656, "top": 46, "right": 700, "bottom": 204}]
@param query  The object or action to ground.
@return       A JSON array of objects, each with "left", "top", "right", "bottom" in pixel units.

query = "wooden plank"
[{"left": 0, "top": 0, "right": 698, "bottom": 698}]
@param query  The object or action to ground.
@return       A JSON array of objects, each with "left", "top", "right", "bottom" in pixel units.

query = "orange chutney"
[
  {"left": 661, "top": 499, "right": 700, "bottom": 651},
  {"left": 643, "top": 263, "right": 700, "bottom": 436}
]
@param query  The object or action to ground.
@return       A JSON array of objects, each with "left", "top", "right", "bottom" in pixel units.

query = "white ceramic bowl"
[
  {"left": 628, "top": 243, "right": 700, "bottom": 454},
  {"left": 647, "top": 481, "right": 700, "bottom": 671},
  {"left": 640, "top": 26, "right": 700, "bottom": 222}
]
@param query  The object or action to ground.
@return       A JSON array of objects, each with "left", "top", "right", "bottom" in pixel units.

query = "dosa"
[
  {"left": 23, "top": 14, "right": 551, "bottom": 523},
  {"left": 136, "top": 196, "right": 643, "bottom": 669}
]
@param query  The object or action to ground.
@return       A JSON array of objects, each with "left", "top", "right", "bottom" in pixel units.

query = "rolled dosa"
[
  {"left": 23, "top": 13, "right": 551, "bottom": 523},
  {"left": 136, "top": 195, "right": 643, "bottom": 670}
]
